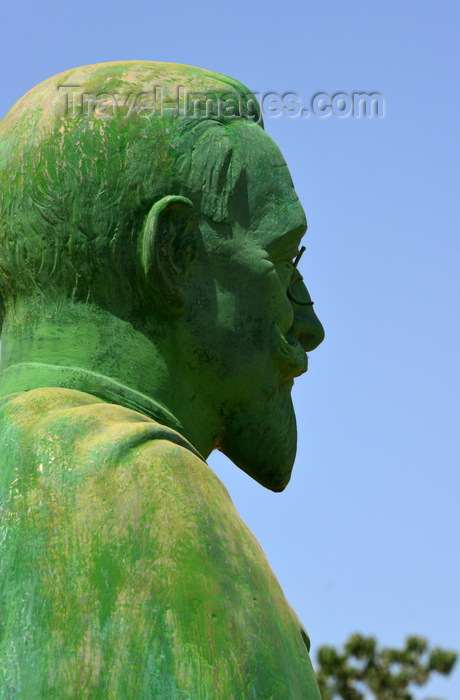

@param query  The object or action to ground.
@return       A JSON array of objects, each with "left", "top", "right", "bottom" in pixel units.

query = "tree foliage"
[{"left": 316, "top": 634, "right": 457, "bottom": 700}]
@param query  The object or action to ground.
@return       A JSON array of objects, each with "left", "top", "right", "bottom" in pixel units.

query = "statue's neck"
[
  {"left": 0, "top": 298, "right": 216, "bottom": 458},
  {"left": 1, "top": 298, "right": 167, "bottom": 392}
]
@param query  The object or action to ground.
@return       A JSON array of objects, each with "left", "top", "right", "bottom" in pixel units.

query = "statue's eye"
[{"left": 274, "top": 245, "right": 306, "bottom": 289}]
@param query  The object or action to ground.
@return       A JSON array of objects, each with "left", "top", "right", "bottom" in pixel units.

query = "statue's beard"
[{"left": 218, "top": 382, "right": 297, "bottom": 492}]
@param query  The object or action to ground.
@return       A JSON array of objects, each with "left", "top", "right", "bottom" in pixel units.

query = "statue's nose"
[{"left": 287, "top": 274, "right": 325, "bottom": 352}]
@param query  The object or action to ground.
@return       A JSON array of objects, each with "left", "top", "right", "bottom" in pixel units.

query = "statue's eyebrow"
[{"left": 265, "top": 223, "right": 307, "bottom": 258}]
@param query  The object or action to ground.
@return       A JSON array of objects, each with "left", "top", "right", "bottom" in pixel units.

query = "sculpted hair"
[{"left": 0, "top": 62, "right": 263, "bottom": 330}]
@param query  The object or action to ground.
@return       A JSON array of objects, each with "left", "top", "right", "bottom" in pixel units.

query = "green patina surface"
[
  {"left": 0, "top": 384, "right": 320, "bottom": 697},
  {"left": 0, "top": 62, "right": 324, "bottom": 697}
]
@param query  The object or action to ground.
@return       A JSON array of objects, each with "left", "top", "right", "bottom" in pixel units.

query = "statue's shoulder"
[
  {"left": 0, "top": 384, "right": 227, "bottom": 527},
  {"left": 0, "top": 384, "right": 205, "bottom": 471},
  {"left": 0, "top": 384, "right": 236, "bottom": 542},
  {"left": 0, "top": 387, "right": 320, "bottom": 699}
]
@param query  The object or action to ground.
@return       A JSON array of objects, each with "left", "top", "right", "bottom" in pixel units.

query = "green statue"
[{"left": 0, "top": 62, "right": 324, "bottom": 698}]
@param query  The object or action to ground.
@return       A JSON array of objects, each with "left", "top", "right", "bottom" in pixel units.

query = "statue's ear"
[{"left": 140, "top": 195, "right": 198, "bottom": 315}]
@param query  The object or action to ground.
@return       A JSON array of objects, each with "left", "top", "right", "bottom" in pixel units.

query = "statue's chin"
[{"left": 220, "top": 387, "right": 297, "bottom": 492}]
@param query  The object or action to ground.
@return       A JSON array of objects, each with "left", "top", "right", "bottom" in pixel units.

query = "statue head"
[{"left": 0, "top": 61, "right": 324, "bottom": 491}]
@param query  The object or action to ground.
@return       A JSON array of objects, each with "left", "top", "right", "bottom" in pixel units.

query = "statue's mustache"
[{"left": 275, "top": 329, "right": 308, "bottom": 380}]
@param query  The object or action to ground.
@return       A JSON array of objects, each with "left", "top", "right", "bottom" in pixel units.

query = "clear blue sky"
[{"left": 1, "top": 0, "right": 458, "bottom": 697}]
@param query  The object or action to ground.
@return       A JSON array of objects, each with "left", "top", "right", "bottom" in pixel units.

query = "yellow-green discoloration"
[{"left": 0, "top": 386, "right": 320, "bottom": 698}]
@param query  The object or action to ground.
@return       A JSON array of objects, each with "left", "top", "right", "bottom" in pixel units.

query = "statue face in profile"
[
  {"left": 180, "top": 125, "right": 324, "bottom": 490},
  {"left": 0, "top": 61, "right": 324, "bottom": 491}
]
